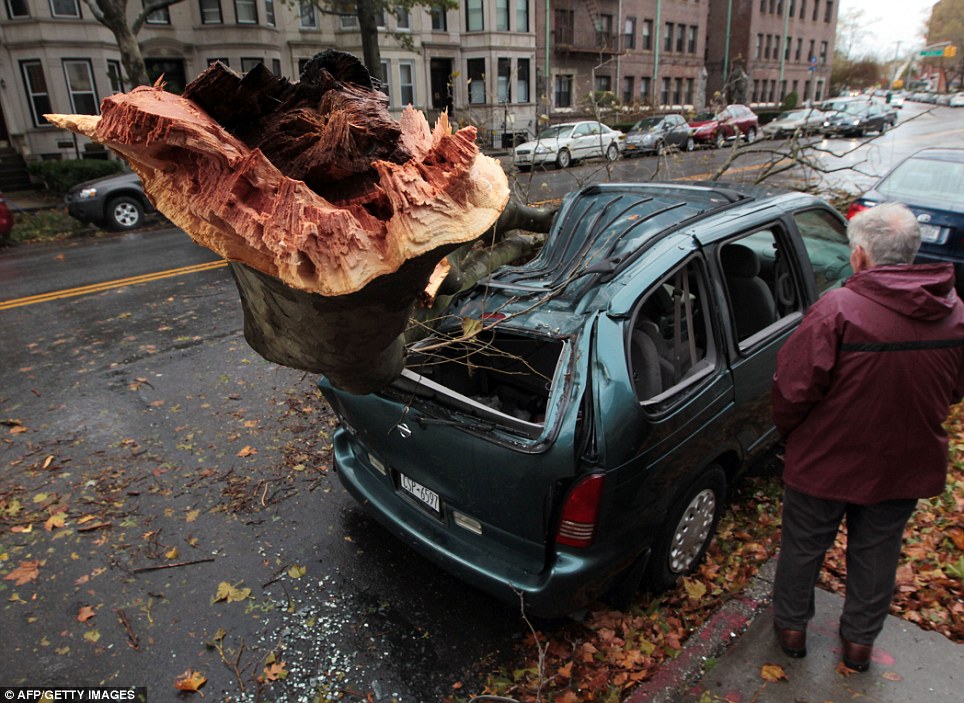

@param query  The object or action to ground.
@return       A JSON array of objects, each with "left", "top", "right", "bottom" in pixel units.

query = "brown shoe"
[
  {"left": 774, "top": 624, "right": 807, "bottom": 658},
  {"left": 840, "top": 633, "right": 873, "bottom": 672}
]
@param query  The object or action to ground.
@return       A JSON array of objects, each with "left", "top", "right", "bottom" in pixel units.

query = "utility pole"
[{"left": 891, "top": 41, "right": 902, "bottom": 89}]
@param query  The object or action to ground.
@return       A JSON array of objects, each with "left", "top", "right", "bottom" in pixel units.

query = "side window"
[
  {"left": 792, "top": 208, "right": 852, "bottom": 294},
  {"left": 629, "top": 259, "right": 715, "bottom": 402},
  {"left": 719, "top": 228, "right": 803, "bottom": 346}
]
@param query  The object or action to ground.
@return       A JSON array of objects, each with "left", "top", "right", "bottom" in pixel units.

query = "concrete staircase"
[{"left": 0, "top": 146, "right": 33, "bottom": 192}]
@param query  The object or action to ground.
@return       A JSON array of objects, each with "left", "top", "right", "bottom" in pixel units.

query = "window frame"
[
  {"left": 5, "top": 0, "right": 29, "bottom": 18},
  {"left": 299, "top": 0, "right": 317, "bottom": 29},
  {"left": 200, "top": 0, "right": 223, "bottom": 24},
  {"left": 398, "top": 59, "right": 415, "bottom": 105},
  {"left": 467, "top": 57, "right": 486, "bottom": 104},
  {"left": 516, "top": 58, "right": 530, "bottom": 103},
  {"left": 21, "top": 60, "right": 53, "bottom": 128},
  {"left": 234, "top": 0, "right": 257, "bottom": 24},
  {"left": 63, "top": 58, "right": 99, "bottom": 116},
  {"left": 49, "top": 0, "right": 80, "bottom": 18},
  {"left": 466, "top": 0, "right": 483, "bottom": 32},
  {"left": 106, "top": 59, "right": 124, "bottom": 94}
]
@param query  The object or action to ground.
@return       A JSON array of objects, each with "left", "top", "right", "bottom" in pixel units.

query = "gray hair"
[{"left": 847, "top": 202, "right": 921, "bottom": 266}]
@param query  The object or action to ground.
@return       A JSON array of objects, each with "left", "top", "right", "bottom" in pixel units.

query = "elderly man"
[{"left": 771, "top": 202, "right": 964, "bottom": 671}]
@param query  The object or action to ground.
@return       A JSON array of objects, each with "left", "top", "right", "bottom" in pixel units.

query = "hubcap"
[
  {"left": 668, "top": 488, "right": 717, "bottom": 574},
  {"left": 115, "top": 204, "right": 140, "bottom": 227}
]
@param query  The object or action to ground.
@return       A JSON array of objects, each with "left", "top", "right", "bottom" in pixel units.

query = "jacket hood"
[{"left": 847, "top": 263, "right": 959, "bottom": 321}]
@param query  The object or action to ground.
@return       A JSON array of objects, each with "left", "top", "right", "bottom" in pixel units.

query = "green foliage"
[
  {"left": 8, "top": 208, "right": 89, "bottom": 245},
  {"left": 27, "top": 159, "right": 122, "bottom": 196},
  {"left": 781, "top": 92, "right": 799, "bottom": 110}
]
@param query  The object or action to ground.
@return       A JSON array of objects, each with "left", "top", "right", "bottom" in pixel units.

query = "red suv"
[
  {"left": 689, "top": 104, "right": 759, "bottom": 148},
  {"left": 0, "top": 191, "right": 13, "bottom": 243}
]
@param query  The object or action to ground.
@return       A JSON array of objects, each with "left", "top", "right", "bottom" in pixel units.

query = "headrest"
[{"left": 721, "top": 244, "right": 761, "bottom": 278}]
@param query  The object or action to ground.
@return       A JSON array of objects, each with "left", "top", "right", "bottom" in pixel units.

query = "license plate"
[
  {"left": 919, "top": 223, "right": 941, "bottom": 243},
  {"left": 399, "top": 473, "right": 441, "bottom": 515}
]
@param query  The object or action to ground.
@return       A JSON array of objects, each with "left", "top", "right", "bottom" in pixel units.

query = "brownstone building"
[{"left": 705, "top": 0, "right": 839, "bottom": 106}]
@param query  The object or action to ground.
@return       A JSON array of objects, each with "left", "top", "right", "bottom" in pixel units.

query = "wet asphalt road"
[{"left": 0, "top": 235, "right": 522, "bottom": 702}]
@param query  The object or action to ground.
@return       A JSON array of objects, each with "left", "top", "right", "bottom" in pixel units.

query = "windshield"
[
  {"left": 631, "top": 118, "right": 661, "bottom": 132},
  {"left": 537, "top": 125, "right": 572, "bottom": 139},
  {"left": 692, "top": 111, "right": 716, "bottom": 121},
  {"left": 878, "top": 156, "right": 964, "bottom": 208}
]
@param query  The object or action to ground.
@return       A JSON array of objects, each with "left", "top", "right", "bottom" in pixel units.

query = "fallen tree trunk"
[{"left": 46, "top": 52, "right": 509, "bottom": 393}]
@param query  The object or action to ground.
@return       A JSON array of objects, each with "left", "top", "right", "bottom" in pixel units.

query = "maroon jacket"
[{"left": 772, "top": 263, "right": 964, "bottom": 504}]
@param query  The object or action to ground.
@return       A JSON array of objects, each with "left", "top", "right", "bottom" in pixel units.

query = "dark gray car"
[{"left": 65, "top": 171, "right": 155, "bottom": 230}]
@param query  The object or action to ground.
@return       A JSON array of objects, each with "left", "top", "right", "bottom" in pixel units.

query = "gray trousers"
[{"left": 773, "top": 487, "right": 917, "bottom": 645}]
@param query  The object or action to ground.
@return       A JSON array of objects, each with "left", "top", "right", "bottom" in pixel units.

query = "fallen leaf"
[
  {"left": 945, "top": 526, "right": 964, "bottom": 551},
  {"left": 237, "top": 445, "right": 257, "bottom": 457},
  {"left": 83, "top": 629, "right": 101, "bottom": 643},
  {"left": 214, "top": 581, "right": 251, "bottom": 603},
  {"left": 262, "top": 661, "right": 288, "bottom": 681},
  {"left": 44, "top": 512, "right": 67, "bottom": 531},
  {"left": 882, "top": 671, "right": 903, "bottom": 681},
  {"left": 77, "top": 605, "right": 96, "bottom": 622},
  {"left": 760, "top": 663, "right": 788, "bottom": 682},
  {"left": 42, "top": 455, "right": 54, "bottom": 469},
  {"left": 165, "top": 547, "right": 179, "bottom": 560},
  {"left": 10, "top": 525, "right": 33, "bottom": 534},
  {"left": 683, "top": 577, "right": 707, "bottom": 601},
  {"left": 185, "top": 509, "right": 200, "bottom": 523},
  {"left": 174, "top": 669, "right": 207, "bottom": 696},
  {"left": 287, "top": 565, "right": 306, "bottom": 579},
  {"left": 3, "top": 560, "right": 41, "bottom": 586}
]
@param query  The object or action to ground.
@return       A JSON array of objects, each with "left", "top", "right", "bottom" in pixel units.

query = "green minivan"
[{"left": 319, "top": 182, "right": 853, "bottom": 617}]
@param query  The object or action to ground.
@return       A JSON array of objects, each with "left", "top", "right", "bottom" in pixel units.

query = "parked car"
[
  {"left": 64, "top": 171, "right": 155, "bottom": 230},
  {"left": 688, "top": 105, "right": 759, "bottom": 148},
  {"left": 622, "top": 114, "right": 694, "bottom": 156},
  {"left": 821, "top": 102, "right": 893, "bottom": 137},
  {"left": 848, "top": 148, "right": 964, "bottom": 291},
  {"left": 0, "top": 191, "right": 13, "bottom": 242},
  {"left": 761, "top": 108, "right": 826, "bottom": 139},
  {"left": 513, "top": 121, "right": 624, "bottom": 171},
  {"left": 319, "top": 182, "right": 854, "bottom": 617},
  {"left": 950, "top": 92, "right": 964, "bottom": 107}
]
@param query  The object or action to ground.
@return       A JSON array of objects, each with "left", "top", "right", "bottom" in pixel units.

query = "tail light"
[
  {"left": 846, "top": 201, "right": 873, "bottom": 220},
  {"left": 555, "top": 473, "right": 605, "bottom": 548}
]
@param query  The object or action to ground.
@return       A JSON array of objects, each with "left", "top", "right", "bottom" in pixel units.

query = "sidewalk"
[
  {"left": 3, "top": 187, "right": 62, "bottom": 213},
  {"left": 628, "top": 559, "right": 964, "bottom": 703}
]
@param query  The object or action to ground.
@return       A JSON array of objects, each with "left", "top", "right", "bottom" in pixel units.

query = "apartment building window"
[
  {"left": 804, "top": 79, "right": 811, "bottom": 101},
  {"left": 498, "top": 58, "right": 511, "bottom": 102},
  {"left": 272, "top": 59, "right": 281, "bottom": 75},
  {"left": 792, "top": 79, "right": 798, "bottom": 95},
  {"left": 676, "top": 24, "right": 684, "bottom": 52},
  {"left": 594, "top": 74, "right": 611, "bottom": 93},
  {"left": 808, "top": 39, "right": 815, "bottom": 62},
  {"left": 339, "top": 13, "right": 358, "bottom": 29},
  {"left": 466, "top": 0, "right": 483, "bottom": 31},
  {"left": 815, "top": 79, "right": 824, "bottom": 101},
  {"left": 755, "top": 34, "right": 762, "bottom": 59},
  {"left": 777, "top": 0, "right": 783, "bottom": 15},
  {"left": 752, "top": 79, "right": 759, "bottom": 102},
  {"left": 50, "top": 0, "right": 80, "bottom": 18},
  {"left": 780, "top": 80, "right": 787, "bottom": 101},
  {"left": 824, "top": 0, "right": 832, "bottom": 22},
  {"left": 642, "top": 20, "right": 652, "bottom": 50},
  {"left": 399, "top": 61, "right": 414, "bottom": 105},
  {"left": 396, "top": 7, "right": 410, "bottom": 30},
  {"left": 234, "top": 0, "right": 257, "bottom": 24},
  {"left": 107, "top": 60, "right": 124, "bottom": 93},
  {"left": 765, "top": 34, "right": 771, "bottom": 59},
  {"left": 623, "top": 76, "right": 634, "bottom": 103},
  {"left": 376, "top": 11, "right": 387, "bottom": 27},
  {"left": 785, "top": 36, "right": 792, "bottom": 60},
  {"left": 21, "top": 61, "right": 52, "bottom": 126},
  {"left": 64, "top": 60, "right": 97, "bottom": 114},
  {"left": 516, "top": 0, "right": 528, "bottom": 32},
  {"left": 207, "top": 57, "right": 229, "bottom": 66},
  {"left": 796, "top": 38, "right": 802, "bottom": 61},
  {"left": 200, "top": 0, "right": 222, "bottom": 24},
  {"left": 660, "top": 77, "right": 670, "bottom": 105},
  {"left": 625, "top": 16, "right": 636, "bottom": 50},
  {"left": 299, "top": 1, "right": 317, "bottom": 28},
  {"left": 467, "top": 58, "right": 486, "bottom": 104},
  {"left": 555, "top": 9, "right": 574, "bottom": 44},
  {"left": 241, "top": 58, "right": 263, "bottom": 73},
  {"left": 685, "top": 77, "right": 694, "bottom": 104},
  {"left": 596, "top": 14, "right": 613, "bottom": 48},
  {"left": 265, "top": 0, "right": 274, "bottom": 25},
  {"left": 664, "top": 23, "right": 673, "bottom": 52},
  {"left": 555, "top": 74, "right": 572, "bottom": 108},
  {"left": 673, "top": 78, "right": 682, "bottom": 105},
  {"left": 769, "top": 80, "right": 776, "bottom": 102},
  {"left": 759, "top": 0, "right": 765, "bottom": 11},
  {"left": 431, "top": 5, "right": 447, "bottom": 30},
  {"left": 820, "top": 41, "right": 828, "bottom": 63},
  {"left": 517, "top": 58, "right": 529, "bottom": 102},
  {"left": 496, "top": 0, "right": 508, "bottom": 30},
  {"left": 145, "top": 0, "right": 170, "bottom": 24},
  {"left": 800, "top": 0, "right": 806, "bottom": 19},
  {"left": 812, "top": 0, "right": 819, "bottom": 21},
  {"left": 381, "top": 60, "right": 391, "bottom": 105},
  {"left": 687, "top": 25, "right": 697, "bottom": 54},
  {"left": 769, "top": 0, "right": 775, "bottom": 12},
  {"left": 5, "top": 0, "right": 29, "bottom": 18},
  {"left": 789, "top": 0, "right": 795, "bottom": 15},
  {"left": 640, "top": 76, "right": 651, "bottom": 101}
]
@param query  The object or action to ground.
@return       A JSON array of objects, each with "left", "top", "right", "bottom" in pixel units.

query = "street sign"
[{"left": 920, "top": 48, "right": 945, "bottom": 57}]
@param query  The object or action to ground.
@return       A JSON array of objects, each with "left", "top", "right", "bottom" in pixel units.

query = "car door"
[
  {"left": 571, "top": 123, "right": 594, "bottom": 159},
  {"left": 667, "top": 116, "right": 687, "bottom": 148}
]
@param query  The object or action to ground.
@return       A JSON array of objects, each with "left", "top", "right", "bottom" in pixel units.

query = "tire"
[
  {"left": 556, "top": 148, "right": 572, "bottom": 169},
  {"left": 105, "top": 196, "right": 144, "bottom": 231},
  {"left": 644, "top": 465, "right": 727, "bottom": 592},
  {"left": 685, "top": 137, "right": 695, "bottom": 152},
  {"left": 745, "top": 127, "right": 757, "bottom": 143},
  {"left": 605, "top": 143, "right": 619, "bottom": 162},
  {"left": 714, "top": 132, "right": 726, "bottom": 149}
]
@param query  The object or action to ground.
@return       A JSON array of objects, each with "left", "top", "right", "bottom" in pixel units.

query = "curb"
[{"left": 625, "top": 558, "right": 778, "bottom": 703}]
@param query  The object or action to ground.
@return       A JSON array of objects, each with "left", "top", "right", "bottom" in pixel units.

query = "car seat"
[{"left": 721, "top": 243, "right": 777, "bottom": 340}]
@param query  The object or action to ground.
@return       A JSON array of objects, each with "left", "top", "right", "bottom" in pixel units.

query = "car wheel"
[
  {"left": 685, "top": 137, "right": 695, "bottom": 152},
  {"left": 605, "top": 143, "right": 619, "bottom": 162},
  {"left": 644, "top": 465, "right": 726, "bottom": 592},
  {"left": 106, "top": 196, "right": 144, "bottom": 231},
  {"left": 556, "top": 148, "right": 572, "bottom": 169},
  {"left": 745, "top": 127, "right": 757, "bottom": 143},
  {"left": 714, "top": 132, "right": 726, "bottom": 149},
  {"left": 880, "top": 121, "right": 889, "bottom": 133}
]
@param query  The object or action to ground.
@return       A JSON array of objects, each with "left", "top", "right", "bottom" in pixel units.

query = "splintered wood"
[{"left": 45, "top": 55, "right": 509, "bottom": 298}]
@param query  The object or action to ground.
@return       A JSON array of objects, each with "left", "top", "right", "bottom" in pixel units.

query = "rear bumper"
[{"left": 332, "top": 428, "right": 638, "bottom": 617}]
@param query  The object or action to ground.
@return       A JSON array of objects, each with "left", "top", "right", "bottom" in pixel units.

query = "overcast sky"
[{"left": 839, "top": 0, "right": 936, "bottom": 58}]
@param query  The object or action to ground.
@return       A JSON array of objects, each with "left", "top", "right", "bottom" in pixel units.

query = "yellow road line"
[
  {"left": 0, "top": 259, "right": 228, "bottom": 311},
  {"left": 678, "top": 158, "right": 793, "bottom": 182}
]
